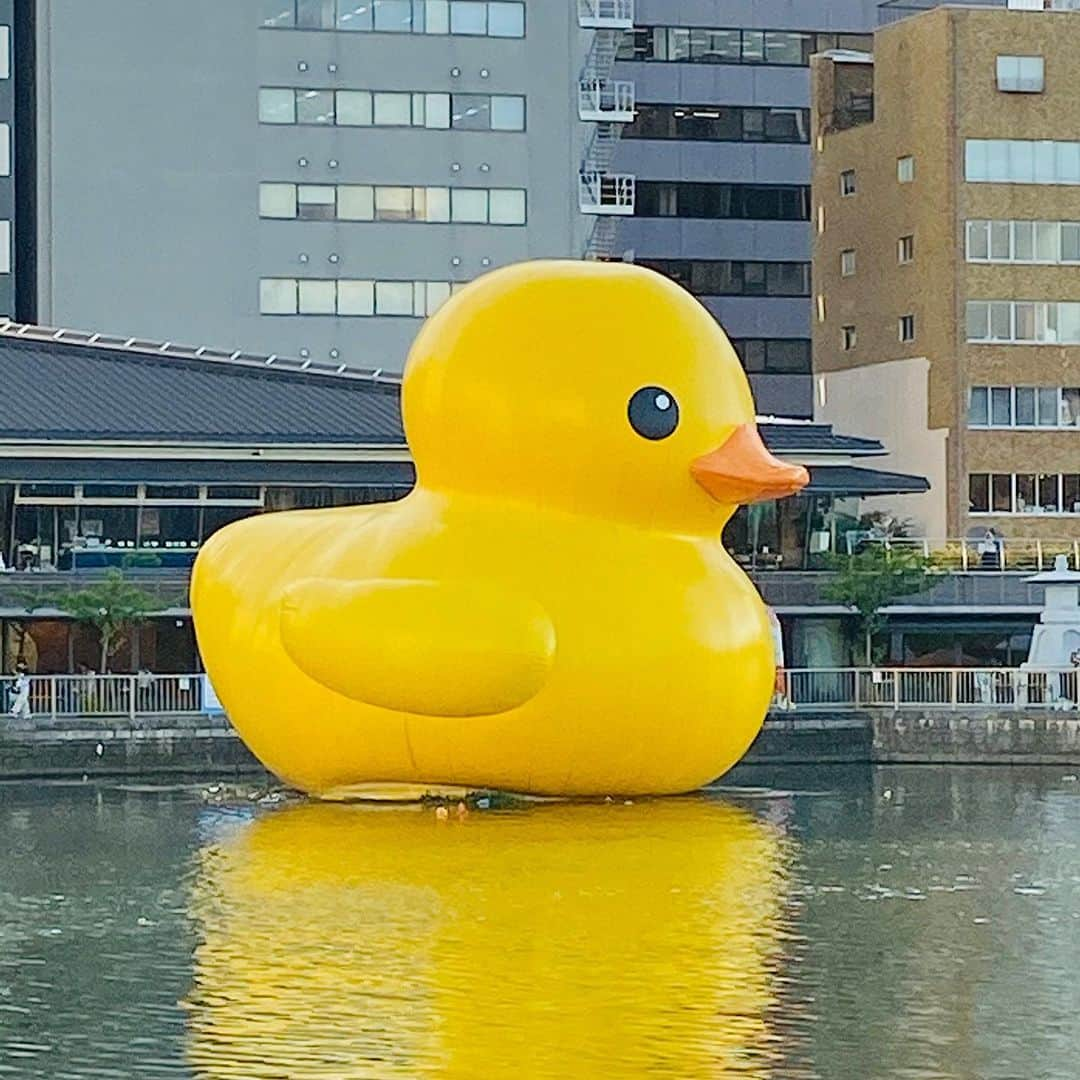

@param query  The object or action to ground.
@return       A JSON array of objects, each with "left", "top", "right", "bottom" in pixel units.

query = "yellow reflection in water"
[{"left": 185, "top": 798, "right": 791, "bottom": 1080}]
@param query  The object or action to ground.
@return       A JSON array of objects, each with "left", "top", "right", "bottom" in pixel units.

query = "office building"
[{"left": 812, "top": 3, "right": 1080, "bottom": 541}]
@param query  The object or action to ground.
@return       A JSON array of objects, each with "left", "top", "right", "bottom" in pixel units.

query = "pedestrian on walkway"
[{"left": 9, "top": 663, "right": 32, "bottom": 722}]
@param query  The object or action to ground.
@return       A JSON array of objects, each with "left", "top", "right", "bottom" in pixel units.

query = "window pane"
[
  {"left": 1036, "top": 221, "right": 1058, "bottom": 261},
  {"left": 1062, "top": 223, "right": 1080, "bottom": 261},
  {"left": 1015, "top": 387, "right": 1036, "bottom": 426},
  {"left": 1059, "top": 302, "right": 1080, "bottom": 343},
  {"left": 989, "top": 302, "right": 1012, "bottom": 341},
  {"left": 425, "top": 93, "right": 451, "bottom": 129},
  {"left": 699, "top": 29, "right": 740, "bottom": 62},
  {"left": 966, "top": 140, "right": 988, "bottom": 181},
  {"left": 1063, "top": 387, "right": 1080, "bottom": 427},
  {"left": 259, "top": 279, "right": 297, "bottom": 315},
  {"left": 967, "top": 220, "right": 989, "bottom": 260},
  {"left": 766, "top": 340, "right": 811, "bottom": 373},
  {"left": 1038, "top": 474, "right": 1060, "bottom": 513},
  {"left": 297, "top": 0, "right": 334, "bottom": 28},
  {"left": 296, "top": 89, "right": 335, "bottom": 124},
  {"left": 1010, "top": 140, "right": 1035, "bottom": 182},
  {"left": 337, "top": 280, "right": 374, "bottom": 315},
  {"left": 375, "top": 186, "right": 414, "bottom": 221},
  {"left": 968, "top": 386, "right": 989, "bottom": 426},
  {"left": 764, "top": 31, "right": 806, "bottom": 64},
  {"left": 742, "top": 30, "right": 765, "bottom": 62},
  {"left": 259, "top": 182, "right": 297, "bottom": 218},
  {"left": 1034, "top": 142, "right": 1056, "bottom": 184},
  {"left": 1065, "top": 474, "right": 1080, "bottom": 513},
  {"left": 298, "top": 280, "right": 336, "bottom": 314},
  {"left": 992, "top": 474, "right": 1013, "bottom": 512},
  {"left": 1057, "top": 141, "right": 1080, "bottom": 183},
  {"left": 297, "top": 185, "right": 335, "bottom": 220},
  {"left": 1038, "top": 387, "right": 1059, "bottom": 426},
  {"left": 1013, "top": 221, "right": 1033, "bottom": 261},
  {"left": 1014, "top": 302, "right": 1036, "bottom": 342},
  {"left": 258, "top": 88, "right": 295, "bottom": 124},
  {"left": 967, "top": 301, "right": 989, "bottom": 341},
  {"left": 424, "top": 281, "right": 452, "bottom": 314},
  {"left": 989, "top": 221, "right": 1011, "bottom": 259},
  {"left": 373, "top": 0, "right": 412, "bottom": 30},
  {"left": 1016, "top": 474, "right": 1036, "bottom": 512},
  {"left": 338, "top": 185, "right": 374, "bottom": 220},
  {"left": 490, "top": 95, "right": 525, "bottom": 131},
  {"left": 487, "top": 2, "right": 523, "bottom": 36},
  {"left": 336, "top": 1, "right": 374, "bottom": 29},
  {"left": 375, "top": 281, "right": 414, "bottom": 315},
  {"left": 489, "top": 188, "right": 526, "bottom": 224},
  {"left": 991, "top": 386, "right": 1012, "bottom": 425},
  {"left": 452, "top": 94, "right": 490, "bottom": 130},
  {"left": 969, "top": 474, "right": 990, "bottom": 513},
  {"left": 451, "top": 188, "right": 488, "bottom": 222},
  {"left": 450, "top": 0, "right": 486, "bottom": 33},
  {"left": 373, "top": 92, "right": 412, "bottom": 125},
  {"left": 422, "top": 187, "right": 451, "bottom": 222},
  {"left": 262, "top": 1, "right": 295, "bottom": 27},
  {"left": 336, "top": 90, "right": 372, "bottom": 125},
  {"left": 422, "top": 0, "right": 450, "bottom": 33}
]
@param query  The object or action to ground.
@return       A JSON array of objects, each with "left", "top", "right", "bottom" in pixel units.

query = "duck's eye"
[{"left": 628, "top": 386, "right": 679, "bottom": 441}]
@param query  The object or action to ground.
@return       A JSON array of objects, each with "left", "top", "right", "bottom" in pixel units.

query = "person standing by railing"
[{"left": 9, "top": 663, "right": 31, "bottom": 722}]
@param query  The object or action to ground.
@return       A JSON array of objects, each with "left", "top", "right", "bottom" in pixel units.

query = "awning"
[{"left": 805, "top": 465, "right": 930, "bottom": 496}]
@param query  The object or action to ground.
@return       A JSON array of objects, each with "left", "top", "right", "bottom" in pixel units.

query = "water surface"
[{"left": 2, "top": 767, "right": 1080, "bottom": 1078}]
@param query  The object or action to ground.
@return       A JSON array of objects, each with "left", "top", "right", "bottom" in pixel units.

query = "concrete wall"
[{"left": 35, "top": 0, "right": 587, "bottom": 372}]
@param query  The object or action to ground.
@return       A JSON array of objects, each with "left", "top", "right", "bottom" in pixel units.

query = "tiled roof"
[
  {"left": 760, "top": 423, "right": 884, "bottom": 457},
  {"left": 0, "top": 325, "right": 404, "bottom": 445}
]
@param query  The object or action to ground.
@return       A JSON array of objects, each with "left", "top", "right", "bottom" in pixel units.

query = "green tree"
[
  {"left": 51, "top": 569, "right": 162, "bottom": 673},
  {"left": 822, "top": 545, "right": 937, "bottom": 664}
]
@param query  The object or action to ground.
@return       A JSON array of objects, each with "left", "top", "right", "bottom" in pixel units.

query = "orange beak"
[{"left": 691, "top": 423, "right": 809, "bottom": 505}]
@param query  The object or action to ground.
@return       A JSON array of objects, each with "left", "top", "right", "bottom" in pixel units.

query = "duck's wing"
[{"left": 280, "top": 578, "right": 556, "bottom": 717}]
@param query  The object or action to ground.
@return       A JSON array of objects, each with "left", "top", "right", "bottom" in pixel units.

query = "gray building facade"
[
  {"left": 0, "top": 0, "right": 14, "bottom": 317},
  {"left": 33, "top": 0, "right": 598, "bottom": 372},
  {"left": 612, "top": 0, "right": 885, "bottom": 417}
]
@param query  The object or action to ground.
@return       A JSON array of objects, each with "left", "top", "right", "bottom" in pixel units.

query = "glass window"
[
  {"left": 968, "top": 386, "right": 989, "bottom": 426},
  {"left": 967, "top": 301, "right": 989, "bottom": 341},
  {"left": 258, "top": 88, "right": 295, "bottom": 124},
  {"left": 262, "top": 2, "right": 295, "bottom": 27},
  {"left": 489, "top": 188, "right": 526, "bottom": 225},
  {"left": 418, "top": 0, "right": 450, "bottom": 33},
  {"left": 1034, "top": 142, "right": 1057, "bottom": 184},
  {"left": 967, "top": 221, "right": 989, "bottom": 260},
  {"left": 840, "top": 249, "right": 855, "bottom": 276},
  {"left": 420, "top": 281, "right": 452, "bottom": 315},
  {"left": 451, "top": 188, "right": 488, "bottom": 222},
  {"left": 487, "top": 1, "right": 523, "bottom": 36},
  {"left": 418, "top": 186, "right": 451, "bottom": 222},
  {"left": 373, "top": 0, "right": 412, "bottom": 30},
  {"left": 337, "top": 280, "right": 374, "bottom": 315},
  {"left": 1038, "top": 474, "right": 1060, "bottom": 513},
  {"left": 1014, "top": 302, "right": 1036, "bottom": 342},
  {"left": 297, "top": 184, "right": 335, "bottom": 220},
  {"left": 966, "top": 140, "right": 988, "bottom": 181},
  {"left": 699, "top": 29, "right": 741, "bottom": 63},
  {"left": 1059, "top": 302, "right": 1080, "bottom": 343},
  {"left": 338, "top": 185, "right": 374, "bottom": 220},
  {"left": 336, "top": 1, "right": 374, "bottom": 29},
  {"left": 375, "top": 281, "right": 415, "bottom": 315},
  {"left": 450, "top": 0, "right": 486, "bottom": 34},
  {"left": 899, "top": 314, "right": 915, "bottom": 342},
  {"left": 997, "top": 55, "right": 1044, "bottom": 93},
  {"left": 1016, "top": 474, "right": 1036, "bottom": 512},
  {"left": 766, "top": 340, "right": 811, "bottom": 373},
  {"left": 969, "top": 474, "right": 990, "bottom": 513},
  {"left": 336, "top": 90, "right": 373, "bottom": 125},
  {"left": 767, "top": 262, "right": 809, "bottom": 296},
  {"left": 842, "top": 325, "right": 857, "bottom": 351},
  {"left": 1062, "top": 223, "right": 1080, "bottom": 261},
  {"left": 898, "top": 235, "right": 914, "bottom": 263},
  {"left": 259, "top": 182, "right": 297, "bottom": 219},
  {"left": 490, "top": 95, "right": 525, "bottom": 131},
  {"left": 296, "top": 89, "right": 335, "bottom": 124},
  {"left": 1013, "top": 221, "right": 1034, "bottom": 261},
  {"left": 741, "top": 30, "right": 765, "bottom": 63},
  {"left": 374, "top": 187, "right": 414, "bottom": 221},
  {"left": 992, "top": 474, "right": 1013, "bottom": 513},
  {"left": 260, "top": 278, "right": 297, "bottom": 315},
  {"left": 897, "top": 156, "right": 914, "bottom": 183},
  {"left": 1065, "top": 474, "right": 1080, "bottom": 513},
  {"left": 840, "top": 170, "right": 856, "bottom": 196},
  {"left": 1037, "top": 387, "right": 1059, "bottom": 427},
  {"left": 764, "top": 31, "right": 808, "bottom": 65},
  {"left": 145, "top": 485, "right": 199, "bottom": 501},
  {"left": 989, "top": 302, "right": 1012, "bottom": 341},
  {"left": 424, "top": 93, "right": 451, "bottom": 129},
  {"left": 989, "top": 221, "right": 1010, "bottom": 259},
  {"left": 373, "top": 91, "right": 412, "bottom": 125},
  {"left": 1036, "top": 221, "right": 1058, "bottom": 261},
  {"left": 1057, "top": 141, "right": 1080, "bottom": 183},
  {"left": 991, "top": 387, "right": 1012, "bottom": 426},
  {"left": 298, "top": 279, "right": 336, "bottom": 314},
  {"left": 1015, "top": 387, "right": 1036, "bottom": 426},
  {"left": 1063, "top": 387, "right": 1080, "bottom": 427},
  {"left": 452, "top": 94, "right": 490, "bottom": 130},
  {"left": 297, "top": 0, "right": 335, "bottom": 28}
]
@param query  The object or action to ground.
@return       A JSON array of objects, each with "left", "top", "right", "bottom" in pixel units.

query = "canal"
[{"left": 2, "top": 766, "right": 1079, "bottom": 1078}]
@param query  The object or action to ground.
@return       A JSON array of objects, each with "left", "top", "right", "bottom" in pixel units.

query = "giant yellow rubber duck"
[
  {"left": 184, "top": 799, "right": 793, "bottom": 1079},
  {"left": 191, "top": 260, "right": 808, "bottom": 798}
]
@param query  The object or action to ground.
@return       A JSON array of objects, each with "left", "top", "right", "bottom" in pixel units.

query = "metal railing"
[
  {"left": 3, "top": 673, "right": 205, "bottom": 719},
  {"left": 842, "top": 534, "right": 1080, "bottom": 572},
  {"left": 578, "top": 78, "right": 635, "bottom": 121},
  {"left": 580, "top": 171, "right": 636, "bottom": 215},
  {"left": 779, "top": 667, "right": 1080, "bottom": 711},
  {"left": 578, "top": 0, "right": 633, "bottom": 29}
]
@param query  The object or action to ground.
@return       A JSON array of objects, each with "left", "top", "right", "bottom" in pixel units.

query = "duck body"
[
  {"left": 192, "top": 260, "right": 806, "bottom": 798},
  {"left": 193, "top": 488, "right": 773, "bottom": 797}
]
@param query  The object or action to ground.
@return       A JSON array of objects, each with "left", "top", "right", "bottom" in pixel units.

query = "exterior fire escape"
[{"left": 577, "top": 0, "right": 635, "bottom": 259}]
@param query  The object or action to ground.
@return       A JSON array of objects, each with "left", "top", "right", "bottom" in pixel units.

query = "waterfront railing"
[
  {"left": 2, "top": 673, "right": 205, "bottom": 720},
  {"left": 781, "top": 667, "right": 1080, "bottom": 712}
]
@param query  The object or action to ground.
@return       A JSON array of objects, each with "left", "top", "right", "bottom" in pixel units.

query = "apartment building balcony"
[
  {"left": 578, "top": 0, "right": 634, "bottom": 31},
  {"left": 578, "top": 78, "right": 635, "bottom": 123},
  {"left": 579, "top": 172, "right": 636, "bottom": 215}
]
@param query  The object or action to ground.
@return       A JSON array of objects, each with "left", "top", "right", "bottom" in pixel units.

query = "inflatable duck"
[
  {"left": 191, "top": 260, "right": 808, "bottom": 798},
  {"left": 185, "top": 800, "right": 790, "bottom": 1078}
]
